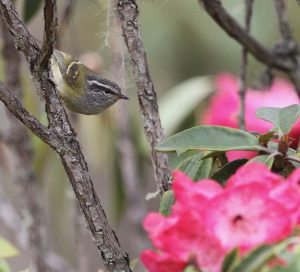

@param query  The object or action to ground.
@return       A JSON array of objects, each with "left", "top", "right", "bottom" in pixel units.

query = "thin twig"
[
  {"left": 274, "top": 0, "right": 294, "bottom": 43},
  {"left": 0, "top": 82, "right": 56, "bottom": 146},
  {"left": 117, "top": 0, "right": 170, "bottom": 192},
  {"left": 198, "top": 0, "right": 300, "bottom": 94},
  {"left": 40, "top": 0, "right": 57, "bottom": 68},
  {"left": 0, "top": 1, "right": 131, "bottom": 271},
  {"left": 238, "top": 0, "right": 254, "bottom": 130},
  {"left": 199, "top": 0, "right": 293, "bottom": 70}
]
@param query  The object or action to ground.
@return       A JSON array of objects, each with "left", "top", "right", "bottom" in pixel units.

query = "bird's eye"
[{"left": 102, "top": 87, "right": 114, "bottom": 95}]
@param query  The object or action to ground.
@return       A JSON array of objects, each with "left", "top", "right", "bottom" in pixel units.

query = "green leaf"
[
  {"left": 256, "top": 105, "right": 300, "bottom": 136},
  {"left": 159, "top": 76, "right": 213, "bottom": 135},
  {"left": 210, "top": 159, "right": 247, "bottom": 185},
  {"left": 288, "top": 155, "right": 300, "bottom": 168},
  {"left": 23, "top": 0, "right": 43, "bottom": 22},
  {"left": 169, "top": 150, "right": 198, "bottom": 170},
  {"left": 0, "top": 259, "right": 10, "bottom": 272},
  {"left": 159, "top": 190, "right": 175, "bottom": 216},
  {"left": 232, "top": 238, "right": 299, "bottom": 272},
  {"left": 272, "top": 243, "right": 300, "bottom": 271},
  {"left": 184, "top": 265, "right": 200, "bottom": 272},
  {"left": 176, "top": 149, "right": 189, "bottom": 156},
  {"left": 222, "top": 248, "right": 239, "bottom": 272},
  {"left": 247, "top": 155, "right": 275, "bottom": 169},
  {"left": 232, "top": 245, "right": 272, "bottom": 272},
  {"left": 202, "top": 150, "right": 225, "bottom": 160},
  {"left": 0, "top": 237, "right": 18, "bottom": 258},
  {"left": 157, "top": 126, "right": 261, "bottom": 152},
  {"left": 177, "top": 152, "right": 213, "bottom": 181}
]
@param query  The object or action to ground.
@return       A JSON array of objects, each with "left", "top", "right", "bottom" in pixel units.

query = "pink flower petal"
[
  {"left": 141, "top": 250, "right": 186, "bottom": 272},
  {"left": 144, "top": 209, "right": 225, "bottom": 272},
  {"left": 172, "top": 171, "right": 223, "bottom": 213},
  {"left": 202, "top": 73, "right": 239, "bottom": 128},
  {"left": 269, "top": 183, "right": 300, "bottom": 225},
  {"left": 286, "top": 168, "right": 300, "bottom": 186},
  {"left": 143, "top": 213, "right": 178, "bottom": 249},
  {"left": 201, "top": 73, "right": 300, "bottom": 160},
  {"left": 226, "top": 150, "right": 258, "bottom": 162},
  {"left": 205, "top": 183, "right": 292, "bottom": 252},
  {"left": 226, "top": 162, "right": 283, "bottom": 189},
  {"left": 270, "top": 168, "right": 300, "bottom": 225}
]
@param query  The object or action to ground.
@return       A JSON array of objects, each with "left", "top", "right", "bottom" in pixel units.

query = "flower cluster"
[
  {"left": 201, "top": 74, "right": 300, "bottom": 160},
  {"left": 141, "top": 163, "right": 300, "bottom": 272}
]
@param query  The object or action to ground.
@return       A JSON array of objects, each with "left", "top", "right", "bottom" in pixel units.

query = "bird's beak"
[{"left": 118, "top": 93, "right": 129, "bottom": 100}]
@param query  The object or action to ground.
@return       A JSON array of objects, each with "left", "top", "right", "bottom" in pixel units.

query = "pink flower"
[
  {"left": 172, "top": 171, "right": 223, "bottom": 213},
  {"left": 142, "top": 165, "right": 296, "bottom": 272},
  {"left": 143, "top": 210, "right": 225, "bottom": 272},
  {"left": 205, "top": 183, "right": 292, "bottom": 252},
  {"left": 286, "top": 167, "right": 300, "bottom": 185},
  {"left": 270, "top": 183, "right": 300, "bottom": 225},
  {"left": 226, "top": 162, "right": 284, "bottom": 189},
  {"left": 142, "top": 173, "right": 226, "bottom": 272},
  {"left": 141, "top": 251, "right": 186, "bottom": 272},
  {"left": 269, "top": 168, "right": 300, "bottom": 224},
  {"left": 201, "top": 73, "right": 300, "bottom": 160}
]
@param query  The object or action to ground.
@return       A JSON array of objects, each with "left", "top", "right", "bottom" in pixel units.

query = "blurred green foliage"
[{"left": 0, "top": 236, "right": 19, "bottom": 272}]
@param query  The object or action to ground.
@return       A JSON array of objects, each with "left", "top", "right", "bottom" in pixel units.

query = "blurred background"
[{"left": 0, "top": 0, "right": 300, "bottom": 271}]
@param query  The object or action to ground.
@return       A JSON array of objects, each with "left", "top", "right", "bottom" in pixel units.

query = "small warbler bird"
[{"left": 51, "top": 50, "right": 128, "bottom": 115}]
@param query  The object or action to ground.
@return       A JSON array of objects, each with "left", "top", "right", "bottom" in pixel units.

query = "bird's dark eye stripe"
[
  {"left": 88, "top": 80, "right": 117, "bottom": 95},
  {"left": 102, "top": 86, "right": 114, "bottom": 94}
]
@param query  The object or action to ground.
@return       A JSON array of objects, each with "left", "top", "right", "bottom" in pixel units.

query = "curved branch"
[
  {"left": 0, "top": 82, "right": 56, "bottom": 146},
  {"left": 199, "top": 0, "right": 295, "bottom": 71},
  {"left": 0, "top": 1, "right": 131, "bottom": 271}
]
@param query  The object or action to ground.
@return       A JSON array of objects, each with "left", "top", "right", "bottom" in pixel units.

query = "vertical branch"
[
  {"left": 116, "top": 0, "right": 170, "bottom": 192},
  {"left": 274, "top": 0, "right": 294, "bottom": 44},
  {"left": 0, "top": 20, "right": 51, "bottom": 272},
  {"left": 110, "top": 4, "right": 148, "bottom": 252},
  {"left": 238, "top": 0, "right": 254, "bottom": 130},
  {"left": 40, "top": 0, "right": 57, "bottom": 68}
]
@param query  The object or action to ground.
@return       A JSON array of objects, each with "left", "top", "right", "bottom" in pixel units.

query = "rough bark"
[
  {"left": 0, "top": 1, "right": 131, "bottom": 271},
  {"left": 117, "top": 0, "right": 170, "bottom": 192}
]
